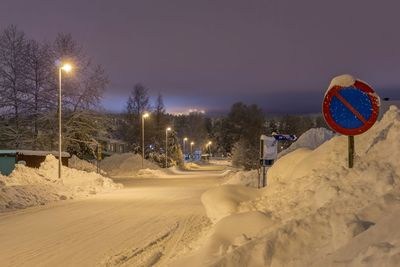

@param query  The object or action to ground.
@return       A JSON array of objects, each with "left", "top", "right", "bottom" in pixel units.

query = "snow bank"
[
  {"left": 184, "top": 162, "right": 201, "bottom": 170},
  {"left": 201, "top": 185, "right": 261, "bottom": 223},
  {"left": 186, "top": 105, "right": 400, "bottom": 266},
  {"left": 69, "top": 155, "right": 106, "bottom": 175},
  {"left": 223, "top": 170, "right": 259, "bottom": 187},
  {"left": 209, "top": 159, "right": 232, "bottom": 166},
  {"left": 0, "top": 155, "right": 122, "bottom": 212},
  {"left": 135, "top": 168, "right": 169, "bottom": 178},
  {"left": 278, "top": 127, "right": 335, "bottom": 158},
  {"left": 100, "top": 153, "right": 161, "bottom": 176}
]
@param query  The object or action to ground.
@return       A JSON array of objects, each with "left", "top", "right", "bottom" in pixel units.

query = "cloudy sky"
[{"left": 1, "top": 0, "right": 399, "bottom": 114}]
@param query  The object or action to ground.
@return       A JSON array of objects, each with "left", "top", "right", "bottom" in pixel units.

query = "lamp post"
[
  {"left": 183, "top": 137, "right": 188, "bottom": 158},
  {"left": 207, "top": 141, "right": 212, "bottom": 157},
  {"left": 165, "top": 127, "right": 171, "bottom": 167},
  {"left": 58, "top": 63, "right": 72, "bottom": 179},
  {"left": 141, "top": 113, "right": 149, "bottom": 168},
  {"left": 190, "top": 141, "right": 194, "bottom": 161}
]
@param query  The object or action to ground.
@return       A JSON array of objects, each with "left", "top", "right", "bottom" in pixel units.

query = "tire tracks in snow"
[{"left": 101, "top": 215, "right": 212, "bottom": 267}]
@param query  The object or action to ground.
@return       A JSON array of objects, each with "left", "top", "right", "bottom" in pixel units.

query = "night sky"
[{"left": 1, "top": 0, "right": 399, "bottom": 114}]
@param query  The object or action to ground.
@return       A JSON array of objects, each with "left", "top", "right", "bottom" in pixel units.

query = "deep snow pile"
[
  {"left": 223, "top": 170, "right": 259, "bottom": 187},
  {"left": 99, "top": 153, "right": 161, "bottom": 176},
  {"left": 69, "top": 155, "right": 106, "bottom": 175},
  {"left": 278, "top": 127, "right": 335, "bottom": 158},
  {"left": 178, "top": 106, "right": 400, "bottom": 267},
  {"left": 0, "top": 155, "right": 122, "bottom": 212}
]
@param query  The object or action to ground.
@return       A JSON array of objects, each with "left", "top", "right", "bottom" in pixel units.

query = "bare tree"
[
  {"left": 24, "top": 39, "right": 55, "bottom": 149},
  {"left": 0, "top": 25, "right": 29, "bottom": 148}
]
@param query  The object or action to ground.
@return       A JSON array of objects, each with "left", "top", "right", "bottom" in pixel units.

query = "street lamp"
[
  {"left": 141, "top": 113, "right": 150, "bottom": 168},
  {"left": 58, "top": 62, "right": 72, "bottom": 179},
  {"left": 165, "top": 127, "right": 172, "bottom": 168},
  {"left": 190, "top": 141, "right": 195, "bottom": 161},
  {"left": 207, "top": 141, "right": 212, "bottom": 157},
  {"left": 183, "top": 137, "right": 188, "bottom": 157}
]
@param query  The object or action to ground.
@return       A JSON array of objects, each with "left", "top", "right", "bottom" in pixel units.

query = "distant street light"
[
  {"left": 190, "top": 141, "right": 195, "bottom": 160},
  {"left": 58, "top": 62, "right": 72, "bottom": 179},
  {"left": 183, "top": 137, "right": 188, "bottom": 157},
  {"left": 141, "top": 113, "right": 150, "bottom": 168},
  {"left": 165, "top": 127, "right": 172, "bottom": 168},
  {"left": 207, "top": 141, "right": 212, "bottom": 157}
]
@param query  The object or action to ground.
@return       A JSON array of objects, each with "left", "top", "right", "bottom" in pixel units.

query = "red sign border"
[{"left": 323, "top": 80, "right": 379, "bottom": 136}]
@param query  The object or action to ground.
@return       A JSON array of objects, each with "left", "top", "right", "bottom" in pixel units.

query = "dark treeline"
[
  {"left": 0, "top": 25, "right": 108, "bottom": 157},
  {"left": 112, "top": 84, "right": 327, "bottom": 170}
]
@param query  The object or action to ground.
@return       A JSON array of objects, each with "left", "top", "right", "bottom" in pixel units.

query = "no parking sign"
[{"left": 323, "top": 75, "right": 380, "bottom": 167}]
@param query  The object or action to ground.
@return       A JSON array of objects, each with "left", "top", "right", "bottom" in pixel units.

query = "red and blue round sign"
[{"left": 323, "top": 80, "right": 380, "bottom": 136}]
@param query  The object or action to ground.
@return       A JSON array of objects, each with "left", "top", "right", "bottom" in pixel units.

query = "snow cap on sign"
[{"left": 327, "top": 74, "right": 355, "bottom": 93}]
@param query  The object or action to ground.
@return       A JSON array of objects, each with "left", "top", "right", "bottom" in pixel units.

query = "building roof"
[{"left": 0, "top": 150, "right": 70, "bottom": 157}]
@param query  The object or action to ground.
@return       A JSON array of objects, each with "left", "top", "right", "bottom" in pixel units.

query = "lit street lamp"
[
  {"left": 183, "top": 137, "right": 188, "bottom": 157},
  {"left": 207, "top": 141, "right": 212, "bottom": 157},
  {"left": 58, "top": 62, "right": 72, "bottom": 179},
  {"left": 141, "top": 113, "right": 150, "bottom": 168},
  {"left": 165, "top": 127, "right": 172, "bottom": 167},
  {"left": 190, "top": 141, "right": 194, "bottom": 160}
]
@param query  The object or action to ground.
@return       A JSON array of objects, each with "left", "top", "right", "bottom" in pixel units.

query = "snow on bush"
[
  {"left": 99, "top": 153, "right": 161, "bottom": 176},
  {"left": 0, "top": 155, "right": 122, "bottom": 212},
  {"left": 278, "top": 127, "right": 335, "bottom": 158},
  {"left": 183, "top": 105, "right": 400, "bottom": 267}
]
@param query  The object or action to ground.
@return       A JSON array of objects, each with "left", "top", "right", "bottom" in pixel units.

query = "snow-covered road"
[{"left": 0, "top": 167, "right": 226, "bottom": 267}]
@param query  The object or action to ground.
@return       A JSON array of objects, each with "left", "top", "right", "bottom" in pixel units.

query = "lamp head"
[
  {"left": 61, "top": 63, "right": 72, "bottom": 72},
  {"left": 142, "top": 113, "right": 150, "bottom": 118},
  {"left": 166, "top": 127, "right": 171, "bottom": 131}
]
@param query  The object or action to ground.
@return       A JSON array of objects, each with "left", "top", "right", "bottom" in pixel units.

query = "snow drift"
[
  {"left": 0, "top": 155, "right": 122, "bottom": 212},
  {"left": 99, "top": 153, "right": 162, "bottom": 176},
  {"left": 223, "top": 169, "right": 259, "bottom": 187},
  {"left": 278, "top": 127, "right": 335, "bottom": 158},
  {"left": 69, "top": 155, "right": 107, "bottom": 175},
  {"left": 180, "top": 105, "right": 400, "bottom": 267}
]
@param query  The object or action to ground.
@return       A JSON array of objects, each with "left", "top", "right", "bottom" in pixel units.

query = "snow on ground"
[
  {"left": 278, "top": 127, "right": 336, "bottom": 158},
  {"left": 69, "top": 155, "right": 107, "bottom": 175},
  {"left": 99, "top": 153, "right": 163, "bottom": 176},
  {"left": 184, "top": 162, "right": 202, "bottom": 170},
  {"left": 201, "top": 185, "right": 261, "bottom": 223},
  {"left": 222, "top": 169, "right": 259, "bottom": 187},
  {"left": 173, "top": 105, "right": 400, "bottom": 267},
  {"left": 0, "top": 168, "right": 224, "bottom": 267},
  {"left": 0, "top": 155, "right": 122, "bottom": 212},
  {"left": 209, "top": 158, "right": 232, "bottom": 167}
]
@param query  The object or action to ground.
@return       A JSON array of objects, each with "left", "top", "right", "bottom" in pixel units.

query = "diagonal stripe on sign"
[{"left": 333, "top": 91, "right": 367, "bottom": 124}]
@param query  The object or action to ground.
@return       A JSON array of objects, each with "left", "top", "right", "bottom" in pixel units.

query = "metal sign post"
[
  {"left": 323, "top": 75, "right": 380, "bottom": 168},
  {"left": 97, "top": 144, "right": 102, "bottom": 174},
  {"left": 259, "top": 134, "right": 297, "bottom": 187},
  {"left": 348, "top": 136, "right": 354, "bottom": 168}
]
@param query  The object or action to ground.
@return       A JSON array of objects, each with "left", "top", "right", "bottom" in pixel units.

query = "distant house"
[
  {"left": 98, "top": 139, "right": 129, "bottom": 156},
  {"left": 379, "top": 98, "right": 400, "bottom": 120}
]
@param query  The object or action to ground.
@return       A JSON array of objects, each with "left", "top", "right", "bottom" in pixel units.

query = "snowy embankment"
[
  {"left": 0, "top": 155, "right": 122, "bottom": 212},
  {"left": 222, "top": 127, "right": 335, "bottom": 188},
  {"left": 175, "top": 106, "right": 400, "bottom": 267},
  {"left": 69, "top": 155, "right": 107, "bottom": 175},
  {"left": 278, "top": 127, "right": 335, "bottom": 158},
  {"left": 99, "top": 153, "right": 168, "bottom": 178}
]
